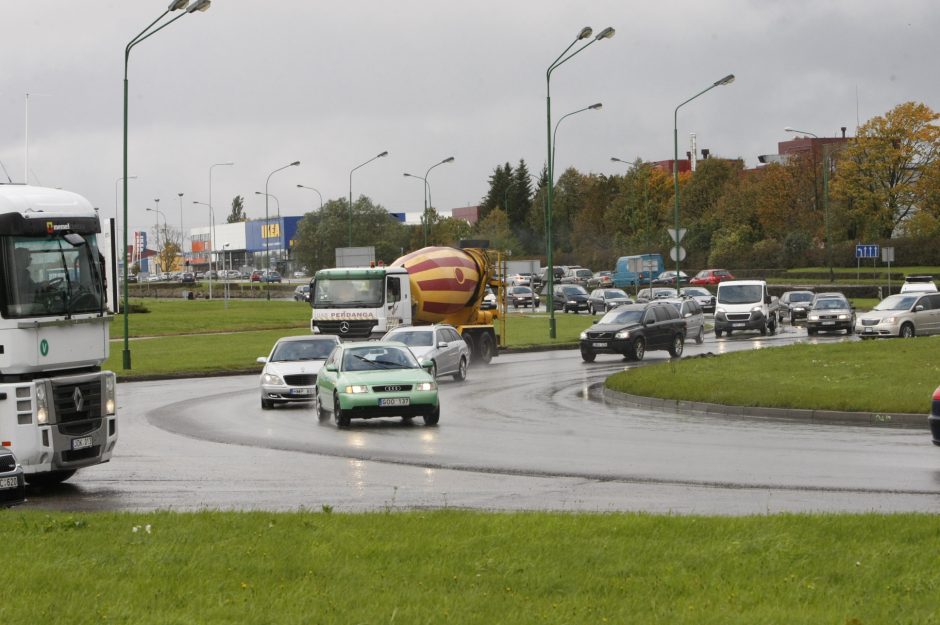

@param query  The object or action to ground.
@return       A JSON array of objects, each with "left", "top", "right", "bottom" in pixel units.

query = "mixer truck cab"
[{"left": 310, "top": 245, "right": 500, "bottom": 364}]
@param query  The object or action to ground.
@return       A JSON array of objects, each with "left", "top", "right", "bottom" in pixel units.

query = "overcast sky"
[{"left": 1, "top": 0, "right": 937, "bottom": 241}]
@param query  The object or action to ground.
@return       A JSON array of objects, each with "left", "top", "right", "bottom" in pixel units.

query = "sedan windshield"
[
  {"left": 789, "top": 292, "right": 814, "bottom": 303},
  {"left": 271, "top": 340, "right": 336, "bottom": 361},
  {"left": 603, "top": 289, "right": 628, "bottom": 299},
  {"left": 873, "top": 295, "right": 919, "bottom": 311},
  {"left": 387, "top": 330, "right": 433, "bottom": 347},
  {"left": 342, "top": 346, "right": 418, "bottom": 371},
  {"left": 813, "top": 298, "right": 849, "bottom": 310},
  {"left": 599, "top": 308, "right": 644, "bottom": 325}
]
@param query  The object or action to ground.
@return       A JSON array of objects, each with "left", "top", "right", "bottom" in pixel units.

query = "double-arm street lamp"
[
  {"left": 545, "top": 26, "right": 614, "bottom": 338},
  {"left": 348, "top": 151, "right": 388, "bottom": 246},
  {"left": 297, "top": 184, "right": 323, "bottom": 210},
  {"left": 672, "top": 74, "right": 735, "bottom": 289},
  {"left": 264, "top": 161, "right": 300, "bottom": 298},
  {"left": 784, "top": 127, "right": 834, "bottom": 281},
  {"left": 404, "top": 156, "right": 455, "bottom": 247},
  {"left": 122, "top": 0, "right": 212, "bottom": 370}
]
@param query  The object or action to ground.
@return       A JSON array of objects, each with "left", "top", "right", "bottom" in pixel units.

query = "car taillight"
[{"left": 932, "top": 386, "right": 940, "bottom": 417}]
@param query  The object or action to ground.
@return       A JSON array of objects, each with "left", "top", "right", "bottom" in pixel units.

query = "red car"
[{"left": 689, "top": 269, "right": 734, "bottom": 286}]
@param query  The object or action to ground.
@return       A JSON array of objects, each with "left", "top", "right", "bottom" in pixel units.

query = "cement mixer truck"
[
  {"left": 0, "top": 184, "right": 118, "bottom": 485},
  {"left": 310, "top": 244, "right": 500, "bottom": 363}
]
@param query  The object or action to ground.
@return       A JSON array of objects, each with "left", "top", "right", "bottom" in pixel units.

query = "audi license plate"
[
  {"left": 71, "top": 436, "right": 93, "bottom": 451},
  {"left": 379, "top": 397, "right": 410, "bottom": 407},
  {"left": 290, "top": 388, "right": 311, "bottom": 396},
  {"left": 0, "top": 476, "right": 18, "bottom": 490},
  {"left": 593, "top": 342, "right": 608, "bottom": 348}
]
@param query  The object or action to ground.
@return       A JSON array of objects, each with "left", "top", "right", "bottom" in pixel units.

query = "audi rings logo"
[
  {"left": 339, "top": 321, "right": 350, "bottom": 334},
  {"left": 386, "top": 385, "right": 401, "bottom": 392}
]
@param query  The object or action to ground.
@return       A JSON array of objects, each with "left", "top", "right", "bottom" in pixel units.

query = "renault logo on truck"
[{"left": 72, "top": 387, "right": 84, "bottom": 412}]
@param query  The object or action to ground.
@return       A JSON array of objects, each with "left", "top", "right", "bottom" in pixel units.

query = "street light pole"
[
  {"left": 545, "top": 26, "right": 614, "bottom": 339},
  {"left": 122, "top": 0, "right": 212, "bottom": 370},
  {"left": 207, "top": 161, "right": 233, "bottom": 300},
  {"left": 114, "top": 175, "right": 137, "bottom": 282},
  {"left": 177, "top": 192, "right": 184, "bottom": 260},
  {"left": 672, "top": 74, "right": 735, "bottom": 290},
  {"left": 146, "top": 203, "right": 167, "bottom": 274},
  {"left": 552, "top": 103, "right": 602, "bottom": 179},
  {"left": 296, "top": 184, "right": 323, "bottom": 210},
  {"left": 422, "top": 156, "right": 455, "bottom": 246},
  {"left": 264, "top": 161, "right": 300, "bottom": 300},
  {"left": 348, "top": 151, "right": 388, "bottom": 246}
]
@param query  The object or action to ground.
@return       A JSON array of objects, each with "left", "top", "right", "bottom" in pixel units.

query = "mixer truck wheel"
[
  {"left": 478, "top": 333, "right": 496, "bottom": 364},
  {"left": 461, "top": 333, "right": 476, "bottom": 358}
]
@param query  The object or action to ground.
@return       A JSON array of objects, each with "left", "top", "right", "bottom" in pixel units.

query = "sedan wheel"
[
  {"left": 334, "top": 392, "right": 351, "bottom": 428},
  {"left": 695, "top": 326, "right": 704, "bottom": 344},
  {"left": 261, "top": 397, "right": 274, "bottom": 410},
  {"left": 453, "top": 357, "right": 468, "bottom": 382},
  {"left": 315, "top": 392, "right": 329, "bottom": 422},
  {"left": 423, "top": 407, "right": 440, "bottom": 426}
]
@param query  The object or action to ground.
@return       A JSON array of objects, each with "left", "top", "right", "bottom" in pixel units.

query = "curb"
[{"left": 602, "top": 387, "right": 927, "bottom": 429}]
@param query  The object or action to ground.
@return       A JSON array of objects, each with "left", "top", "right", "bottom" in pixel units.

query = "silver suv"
[{"left": 856, "top": 293, "right": 940, "bottom": 338}]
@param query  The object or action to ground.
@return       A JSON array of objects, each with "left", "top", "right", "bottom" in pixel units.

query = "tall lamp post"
[
  {"left": 552, "top": 103, "right": 602, "bottom": 177},
  {"left": 545, "top": 26, "right": 614, "bottom": 338},
  {"left": 177, "top": 192, "right": 184, "bottom": 260},
  {"left": 146, "top": 203, "right": 167, "bottom": 274},
  {"left": 672, "top": 74, "right": 735, "bottom": 290},
  {"left": 404, "top": 156, "right": 454, "bottom": 247},
  {"left": 122, "top": 0, "right": 212, "bottom": 370},
  {"left": 264, "top": 161, "right": 300, "bottom": 299},
  {"left": 114, "top": 175, "right": 137, "bottom": 281},
  {"left": 784, "top": 127, "right": 833, "bottom": 281},
  {"left": 192, "top": 200, "right": 213, "bottom": 289},
  {"left": 255, "top": 191, "right": 280, "bottom": 219},
  {"left": 208, "top": 161, "right": 234, "bottom": 300},
  {"left": 297, "top": 184, "right": 323, "bottom": 209},
  {"left": 348, "top": 151, "right": 388, "bottom": 246}
]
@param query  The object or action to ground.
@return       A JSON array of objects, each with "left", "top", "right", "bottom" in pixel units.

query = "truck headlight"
[
  {"left": 751, "top": 306, "right": 763, "bottom": 313},
  {"left": 262, "top": 373, "right": 284, "bottom": 385},
  {"left": 615, "top": 330, "right": 631, "bottom": 339},
  {"left": 36, "top": 383, "right": 49, "bottom": 425},
  {"left": 343, "top": 385, "right": 369, "bottom": 394},
  {"left": 105, "top": 373, "right": 116, "bottom": 416},
  {"left": 415, "top": 382, "right": 436, "bottom": 391}
]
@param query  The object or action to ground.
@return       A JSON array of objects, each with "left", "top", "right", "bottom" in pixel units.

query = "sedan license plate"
[
  {"left": 379, "top": 397, "right": 410, "bottom": 407},
  {"left": 593, "top": 342, "right": 608, "bottom": 348},
  {"left": 290, "top": 387, "right": 311, "bottom": 396},
  {"left": 733, "top": 323, "right": 745, "bottom": 328},
  {"left": 822, "top": 321, "right": 835, "bottom": 325},
  {"left": 71, "top": 436, "right": 93, "bottom": 451},
  {"left": 864, "top": 327, "right": 873, "bottom": 334},
  {"left": 0, "top": 476, "right": 18, "bottom": 490}
]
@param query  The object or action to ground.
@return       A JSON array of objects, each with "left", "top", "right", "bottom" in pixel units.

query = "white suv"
[{"left": 900, "top": 275, "right": 937, "bottom": 294}]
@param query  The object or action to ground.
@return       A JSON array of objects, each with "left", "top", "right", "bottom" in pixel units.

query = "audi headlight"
[
  {"left": 105, "top": 373, "right": 116, "bottom": 416},
  {"left": 262, "top": 372, "right": 284, "bottom": 385},
  {"left": 615, "top": 330, "right": 631, "bottom": 339},
  {"left": 36, "top": 383, "right": 49, "bottom": 425},
  {"left": 415, "top": 382, "right": 436, "bottom": 392},
  {"left": 344, "top": 385, "right": 369, "bottom": 394}
]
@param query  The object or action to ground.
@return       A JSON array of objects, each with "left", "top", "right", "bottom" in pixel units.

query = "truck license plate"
[
  {"left": 71, "top": 436, "right": 93, "bottom": 451},
  {"left": 379, "top": 397, "right": 410, "bottom": 407},
  {"left": 0, "top": 476, "right": 18, "bottom": 490}
]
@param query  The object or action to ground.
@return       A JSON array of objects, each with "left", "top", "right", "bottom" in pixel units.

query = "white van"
[{"left": 714, "top": 280, "right": 779, "bottom": 337}]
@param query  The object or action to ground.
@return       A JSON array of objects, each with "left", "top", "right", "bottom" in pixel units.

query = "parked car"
[
  {"left": 579, "top": 301, "right": 686, "bottom": 362},
  {"left": 552, "top": 284, "right": 590, "bottom": 313},
  {"left": 314, "top": 341, "right": 440, "bottom": 427},
  {"left": 293, "top": 284, "right": 311, "bottom": 302},
  {"left": 856, "top": 292, "right": 940, "bottom": 338},
  {"left": 481, "top": 286, "right": 497, "bottom": 310},
  {"left": 662, "top": 297, "right": 706, "bottom": 344},
  {"left": 126, "top": 273, "right": 138, "bottom": 283},
  {"left": 508, "top": 273, "right": 533, "bottom": 286},
  {"left": 261, "top": 271, "right": 282, "bottom": 283},
  {"left": 293, "top": 271, "right": 307, "bottom": 279},
  {"left": 652, "top": 270, "right": 689, "bottom": 286},
  {"left": 561, "top": 267, "right": 593, "bottom": 288},
  {"left": 178, "top": 271, "right": 196, "bottom": 284},
  {"left": 587, "top": 288, "right": 632, "bottom": 315},
  {"left": 779, "top": 290, "right": 815, "bottom": 322},
  {"left": 679, "top": 286, "right": 715, "bottom": 313},
  {"left": 586, "top": 271, "right": 613, "bottom": 290},
  {"left": 806, "top": 293, "right": 855, "bottom": 335},
  {"left": 930, "top": 385, "right": 940, "bottom": 447},
  {"left": 533, "top": 266, "right": 566, "bottom": 292},
  {"left": 204, "top": 270, "right": 220, "bottom": 280},
  {"left": 383, "top": 324, "right": 470, "bottom": 381},
  {"left": 636, "top": 287, "right": 678, "bottom": 301},
  {"left": 0, "top": 447, "right": 26, "bottom": 507},
  {"left": 900, "top": 275, "right": 938, "bottom": 294},
  {"left": 250, "top": 270, "right": 263, "bottom": 282},
  {"left": 689, "top": 269, "right": 735, "bottom": 286},
  {"left": 506, "top": 285, "right": 539, "bottom": 308},
  {"left": 257, "top": 335, "right": 340, "bottom": 409}
]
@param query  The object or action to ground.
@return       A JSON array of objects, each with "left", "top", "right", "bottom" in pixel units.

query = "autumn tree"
[{"left": 831, "top": 101, "right": 940, "bottom": 239}]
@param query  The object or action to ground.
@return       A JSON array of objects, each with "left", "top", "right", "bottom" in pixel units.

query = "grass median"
[{"left": 5, "top": 509, "right": 940, "bottom": 624}]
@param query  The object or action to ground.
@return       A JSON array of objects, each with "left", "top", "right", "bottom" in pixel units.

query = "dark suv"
[{"left": 579, "top": 301, "right": 686, "bottom": 362}]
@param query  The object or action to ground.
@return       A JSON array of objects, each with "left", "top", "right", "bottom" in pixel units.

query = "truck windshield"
[
  {"left": 0, "top": 234, "right": 105, "bottom": 319},
  {"left": 313, "top": 277, "right": 384, "bottom": 307},
  {"left": 718, "top": 284, "right": 763, "bottom": 305}
]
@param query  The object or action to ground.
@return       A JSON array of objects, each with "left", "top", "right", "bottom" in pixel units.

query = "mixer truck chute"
[{"left": 310, "top": 245, "right": 500, "bottom": 363}]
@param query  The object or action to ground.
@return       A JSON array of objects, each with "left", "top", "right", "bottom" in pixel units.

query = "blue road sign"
[{"left": 855, "top": 244, "right": 880, "bottom": 259}]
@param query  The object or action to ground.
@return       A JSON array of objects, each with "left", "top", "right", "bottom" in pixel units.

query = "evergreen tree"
[{"left": 227, "top": 195, "right": 247, "bottom": 223}]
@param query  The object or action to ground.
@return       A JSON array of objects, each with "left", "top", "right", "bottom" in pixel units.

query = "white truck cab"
[{"left": 714, "top": 279, "right": 779, "bottom": 337}]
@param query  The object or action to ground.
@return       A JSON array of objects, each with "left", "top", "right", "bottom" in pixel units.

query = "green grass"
[
  {"left": 607, "top": 337, "right": 940, "bottom": 414},
  {"left": 113, "top": 299, "right": 309, "bottom": 337},
  {"left": 3, "top": 510, "right": 939, "bottom": 624}
]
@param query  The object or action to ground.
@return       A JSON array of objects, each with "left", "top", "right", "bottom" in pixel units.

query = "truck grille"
[
  {"left": 52, "top": 379, "right": 102, "bottom": 424},
  {"left": 284, "top": 374, "right": 316, "bottom": 386},
  {"left": 726, "top": 313, "right": 752, "bottom": 322},
  {"left": 314, "top": 319, "right": 376, "bottom": 338}
]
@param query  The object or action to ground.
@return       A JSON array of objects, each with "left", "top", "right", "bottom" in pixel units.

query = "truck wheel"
[
  {"left": 25, "top": 470, "right": 77, "bottom": 487},
  {"left": 626, "top": 338, "right": 645, "bottom": 361},
  {"left": 581, "top": 347, "right": 596, "bottom": 362},
  {"left": 668, "top": 334, "right": 684, "bottom": 358},
  {"left": 478, "top": 333, "right": 496, "bottom": 364},
  {"left": 423, "top": 407, "right": 440, "bottom": 426},
  {"left": 900, "top": 323, "right": 915, "bottom": 338},
  {"left": 453, "top": 357, "right": 468, "bottom": 382},
  {"left": 334, "top": 392, "right": 350, "bottom": 427}
]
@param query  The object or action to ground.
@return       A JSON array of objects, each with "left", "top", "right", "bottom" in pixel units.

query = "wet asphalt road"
[{"left": 24, "top": 323, "right": 940, "bottom": 514}]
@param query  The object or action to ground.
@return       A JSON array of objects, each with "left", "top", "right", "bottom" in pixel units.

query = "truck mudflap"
[{"left": 457, "top": 325, "right": 498, "bottom": 364}]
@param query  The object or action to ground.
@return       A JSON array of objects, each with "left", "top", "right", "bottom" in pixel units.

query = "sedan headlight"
[
  {"left": 615, "top": 330, "right": 631, "bottom": 339},
  {"left": 808, "top": 314, "right": 819, "bottom": 321},
  {"left": 343, "top": 385, "right": 369, "bottom": 394},
  {"left": 837, "top": 314, "right": 849, "bottom": 320},
  {"left": 262, "top": 372, "right": 284, "bottom": 385},
  {"left": 415, "top": 382, "right": 437, "bottom": 392}
]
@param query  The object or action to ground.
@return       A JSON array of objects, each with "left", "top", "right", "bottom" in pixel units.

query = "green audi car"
[{"left": 314, "top": 341, "right": 440, "bottom": 427}]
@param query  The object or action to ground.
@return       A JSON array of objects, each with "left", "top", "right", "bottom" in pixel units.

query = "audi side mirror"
[{"left": 325, "top": 363, "right": 338, "bottom": 372}]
